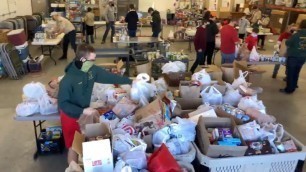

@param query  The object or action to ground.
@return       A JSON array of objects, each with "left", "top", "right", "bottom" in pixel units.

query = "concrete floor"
[{"left": 1, "top": 26, "right": 306, "bottom": 172}]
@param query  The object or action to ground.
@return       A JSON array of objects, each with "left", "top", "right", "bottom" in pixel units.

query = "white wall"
[
  {"left": 0, "top": 0, "right": 32, "bottom": 21},
  {"left": 139, "top": 0, "right": 176, "bottom": 19}
]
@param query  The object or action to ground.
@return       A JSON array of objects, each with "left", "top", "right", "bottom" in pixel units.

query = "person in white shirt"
[
  {"left": 238, "top": 14, "right": 250, "bottom": 40},
  {"left": 84, "top": 7, "right": 95, "bottom": 44},
  {"left": 51, "top": 12, "right": 76, "bottom": 60}
]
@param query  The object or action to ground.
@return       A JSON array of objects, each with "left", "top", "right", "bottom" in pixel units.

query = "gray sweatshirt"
[
  {"left": 104, "top": 5, "right": 115, "bottom": 22},
  {"left": 238, "top": 18, "right": 250, "bottom": 34}
]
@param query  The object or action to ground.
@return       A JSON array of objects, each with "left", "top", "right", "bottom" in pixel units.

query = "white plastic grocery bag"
[
  {"left": 232, "top": 70, "right": 249, "bottom": 89},
  {"left": 238, "top": 96, "right": 266, "bottom": 113},
  {"left": 249, "top": 46, "right": 260, "bottom": 62},
  {"left": 191, "top": 69, "right": 212, "bottom": 85},
  {"left": 16, "top": 101, "right": 40, "bottom": 117},
  {"left": 38, "top": 94, "right": 58, "bottom": 115},
  {"left": 200, "top": 86, "right": 223, "bottom": 105},
  {"left": 223, "top": 88, "right": 243, "bottom": 106},
  {"left": 235, "top": 44, "right": 240, "bottom": 58}
]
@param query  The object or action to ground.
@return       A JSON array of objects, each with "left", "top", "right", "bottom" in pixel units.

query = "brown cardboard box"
[
  {"left": 163, "top": 72, "right": 192, "bottom": 87},
  {"left": 0, "top": 29, "right": 11, "bottom": 43},
  {"left": 197, "top": 117, "right": 247, "bottom": 158},
  {"left": 134, "top": 98, "right": 163, "bottom": 122},
  {"left": 233, "top": 61, "right": 266, "bottom": 84},
  {"left": 174, "top": 97, "right": 203, "bottom": 118},
  {"left": 196, "top": 65, "right": 223, "bottom": 82},
  {"left": 72, "top": 122, "right": 112, "bottom": 157},
  {"left": 215, "top": 107, "right": 254, "bottom": 125},
  {"left": 93, "top": 8, "right": 100, "bottom": 17}
]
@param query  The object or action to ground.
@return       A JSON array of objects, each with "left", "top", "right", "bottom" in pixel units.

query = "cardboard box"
[
  {"left": 97, "top": 60, "right": 124, "bottom": 75},
  {"left": 196, "top": 65, "right": 223, "bottom": 82},
  {"left": 179, "top": 81, "right": 201, "bottom": 99},
  {"left": 163, "top": 72, "right": 192, "bottom": 87},
  {"left": 72, "top": 122, "right": 113, "bottom": 171},
  {"left": 174, "top": 98, "right": 203, "bottom": 118},
  {"left": 134, "top": 98, "right": 163, "bottom": 122},
  {"left": 233, "top": 61, "right": 266, "bottom": 85},
  {"left": 197, "top": 117, "right": 247, "bottom": 158},
  {"left": 0, "top": 29, "right": 11, "bottom": 43},
  {"left": 215, "top": 107, "right": 254, "bottom": 125}
]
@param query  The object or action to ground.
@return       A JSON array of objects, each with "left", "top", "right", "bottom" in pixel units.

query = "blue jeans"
[
  {"left": 128, "top": 30, "right": 137, "bottom": 37},
  {"left": 221, "top": 52, "right": 235, "bottom": 64},
  {"left": 285, "top": 56, "right": 305, "bottom": 93},
  {"left": 190, "top": 52, "right": 204, "bottom": 73},
  {"left": 102, "top": 21, "right": 115, "bottom": 42}
]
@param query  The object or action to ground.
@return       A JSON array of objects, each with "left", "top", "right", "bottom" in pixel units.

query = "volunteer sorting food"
[{"left": 58, "top": 44, "right": 132, "bottom": 164}]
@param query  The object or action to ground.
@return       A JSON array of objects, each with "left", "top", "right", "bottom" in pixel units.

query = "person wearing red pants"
[{"left": 58, "top": 44, "right": 132, "bottom": 164}]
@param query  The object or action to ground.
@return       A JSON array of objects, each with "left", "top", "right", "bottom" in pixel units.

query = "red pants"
[{"left": 60, "top": 110, "right": 80, "bottom": 148}]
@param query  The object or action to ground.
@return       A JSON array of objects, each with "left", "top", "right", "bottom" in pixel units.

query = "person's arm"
[
  {"left": 95, "top": 66, "right": 132, "bottom": 84},
  {"left": 232, "top": 29, "right": 240, "bottom": 44},
  {"left": 84, "top": 13, "right": 88, "bottom": 23},
  {"left": 286, "top": 34, "right": 297, "bottom": 47},
  {"left": 194, "top": 28, "right": 201, "bottom": 51},
  {"left": 58, "top": 78, "right": 84, "bottom": 119},
  {"left": 104, "top": 6, "right": 109, "bottom": 22},
  {"left": 125, "top": 12, "right": 129, "bottom": 23},
  {"left": 212, "top": 23, "right": 219, "bottom": 35}
]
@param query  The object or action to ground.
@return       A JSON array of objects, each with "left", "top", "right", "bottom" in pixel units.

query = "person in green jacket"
[
  {"left": 58, "top": 44, "right": 132, "bottom": 164},
  {"left": 280, "top": 20, "right": 306, "bottom": 94}
]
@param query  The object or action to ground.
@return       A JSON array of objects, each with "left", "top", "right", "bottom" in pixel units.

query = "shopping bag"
[
  {"left": 179, "top": 81, "right": 201, "bottom": 98},
  {"left": 147, "top": 144, "right": 181, "bottom": 172},
  {"left": 191, "top": 69, "right": 212, "bottom": 85},
  {"left": 200, "top": 86, "right": 223, "bottom": 105},
  {"left": 130, "top": 73, "right": 157, "bottom": 107},
  {"left": 238, "top": 96, "right": 266, "bottom": 113},
  {"left": 237, "top": 43, "right": 250, "bottom": 61},
  {"left": 249, "top": 46, "right": 260, "bottom": 62},
  {"left": 235, "top": 44, "right": 240, "bottom": 58},
  {"left": 16, "top": 101, "right": 40, "bottom": 117},
  {"left": 38, "top": 94, "right": 58, "bottom": 115},
  {"left": 223, "top": 83, "right": 243, "bottom": 106},
  {"left": 112, "top": 97, "right": 138, "bottom": 119},
  {"left": 232, "top": 70, "right": 249, "bottom": 89},
  {"left": 78, "top": 112, "right": 100, "bottom": 134},
  {"left": 168, "top": 30, "right": 174, "bottom": 39}
]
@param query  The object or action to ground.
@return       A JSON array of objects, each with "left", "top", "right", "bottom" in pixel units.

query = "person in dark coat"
[
  {"left": 280, "top": 20, "right": 306, "bottom": 94},
  {"left": 203, "top": 8, "right": 211, "bottom": 21},
  {"left": 190, "top": 21, "right": 207, "bottom": 73},
  {"left": 203, "top": 17, "right": 219, "bottom": 65},
  {"left": 125, "top": 4, "right": 139, "bottom": 37},
  {"left": 148, "top": 7, "right": 161, "bottom": 37}
]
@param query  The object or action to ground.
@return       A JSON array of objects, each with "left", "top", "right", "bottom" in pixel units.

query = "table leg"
[
  {"left": 33, "top": 121, "right": 39, "bottom": 160},
  {"left": 48, "top": 46, "right": 57, "bottom": 65},
  {"left": 126, "top": 53, "right": 130, "bottom": 76},
  {"left": 41, "top": 45, "right": 44, "bottom": 55},
  {"left": 95, "top": 26, "right": 97, "bottom": 39},
  {"left": 189, "top": 37, "right": 192, "bottom": 53}
]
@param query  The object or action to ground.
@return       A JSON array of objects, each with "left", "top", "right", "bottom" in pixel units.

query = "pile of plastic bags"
[{"left": 16, "top": 82, "right": 58, "bottom": 116}]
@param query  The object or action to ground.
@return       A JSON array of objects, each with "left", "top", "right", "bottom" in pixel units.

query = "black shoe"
[
  {"left": 279, "top": 89, "right": 293, "bottom": 94},
  {"left": 58, "top": 56, "right": 67, "bottom": 60},
  {"left": 101, "top": 41, "right": 105, "bottom": 44}
]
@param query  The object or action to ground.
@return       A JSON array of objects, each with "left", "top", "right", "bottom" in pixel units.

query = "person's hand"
[
  {"left": 274, "top": 44, "right": 280, "bottom": 51},
  {"left": 83, "top": 107, "right": 98, "bottom": 116},
  {"left": 198, "top": 49, "right": 202, "bottom": 52}
]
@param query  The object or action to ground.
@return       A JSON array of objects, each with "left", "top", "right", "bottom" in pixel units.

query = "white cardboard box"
[{"left": 83, "top": 139, "right": 113, "bottom": 172}]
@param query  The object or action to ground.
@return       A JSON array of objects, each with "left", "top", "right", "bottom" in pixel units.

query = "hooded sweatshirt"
[
  {"left": 151, "top": 10, "right": 161, "bottom": 33},
  {"left": 125, "top": 10, "right": 139, "bottom": 31},
  {"left": 58, "top": 62, "right": 132, "bottom": 119},
  {"left": 286, "top": 30, "right": 306, "bottom": 58}
]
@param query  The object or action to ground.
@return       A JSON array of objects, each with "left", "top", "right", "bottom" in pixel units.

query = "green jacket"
[
  {"left": 58, "top": 62, "right": 132, "bottom": 119},
  {"left": 286, "top": 29, "right": 306, "bottom": 58}
]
